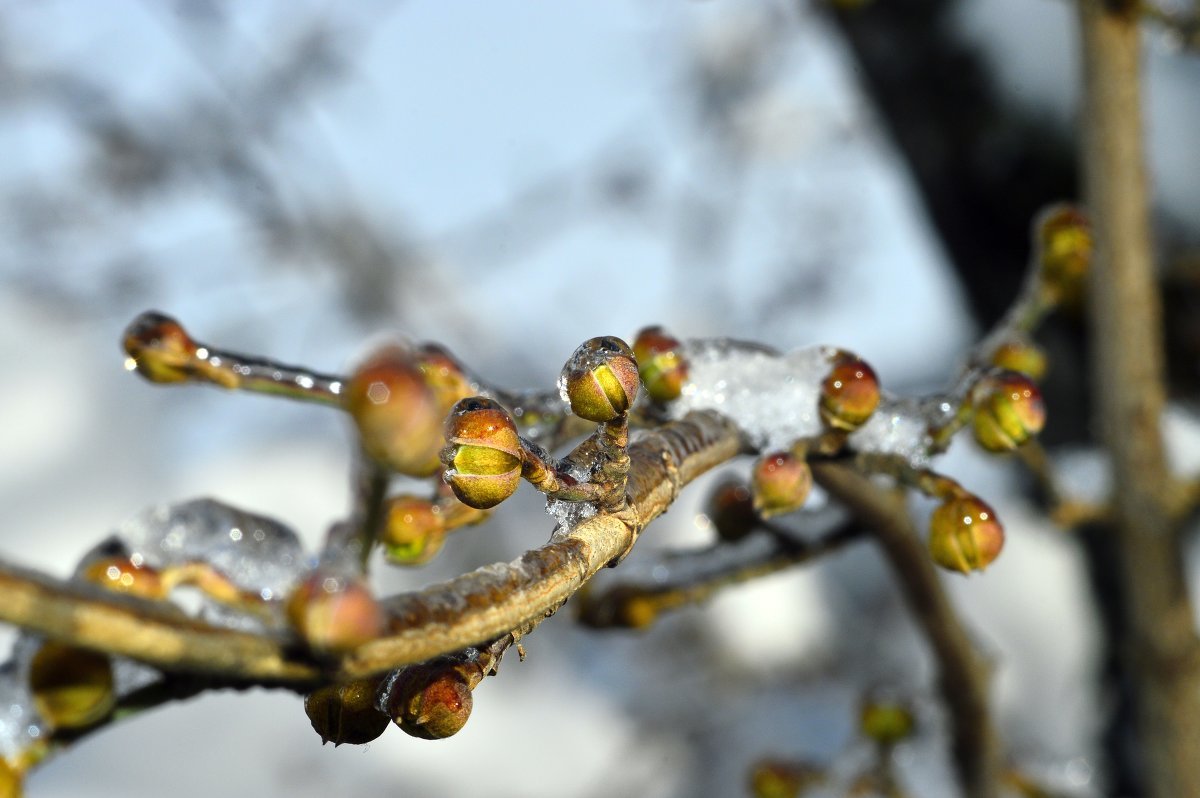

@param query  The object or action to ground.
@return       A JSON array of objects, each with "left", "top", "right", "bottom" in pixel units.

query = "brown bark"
[{"left": 1078, "top": 2, "right": 1200, "bottom": 795}]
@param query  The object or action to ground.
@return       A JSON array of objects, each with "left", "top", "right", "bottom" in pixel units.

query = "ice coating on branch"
[
  {"left": 669, "top": 340, "right": 830, "bottom": 452},
  {"left": 546, "top": 460, "right": 599, "bottom": 530},
  {"left": 115, "top": 499, "right": 306, "bottom": 627},
  {"left": 0, "top": 653, "right": 40, "bottom": 759},
  {"left": 848, "top": 398, "right": 933, "bottom": 467}
]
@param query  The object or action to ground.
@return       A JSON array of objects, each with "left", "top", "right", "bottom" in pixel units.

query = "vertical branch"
[
  {"left": 813, "top": 464, "right": 999, "bottom": 798},
  {"left": 1077, "top": 2, "right": 1200, "bottom": 796}
]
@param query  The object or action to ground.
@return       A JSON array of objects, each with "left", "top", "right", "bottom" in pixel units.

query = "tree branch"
[
  {"left": 0, "top": 411, "right": 742, "bottom": 686},
  {"left": 1078, "top": 1, "right": 1200, "bottom": 795},
  {"left": 812, "top": 463, "right": 999, "bottom": 798}
]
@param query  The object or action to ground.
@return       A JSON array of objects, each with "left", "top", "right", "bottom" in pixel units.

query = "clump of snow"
[{"left": 848, "top": 398, "right": 933, "bottom": 467}]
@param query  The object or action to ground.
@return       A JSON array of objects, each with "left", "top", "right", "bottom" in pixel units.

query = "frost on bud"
[
  {"left": 748, "top": 759, "right": 822, "bottom": 798},
  {"left": 346, "top": 344, "right": 444, "bottom": 477},
  {"left": 860, "top": 698, "right": 915, "bottom": 746},
  {"left": 304, "top": 677, "right": 390, "bottom": 746},
  {"left": 441, "top": 397, "right": 523, "bottom": 509},
  {"left": 990, "top": 338, "right": 1047, "bottom": 382},
  {"left": 751, "top": 452, "right": 813, "bottom": 519},
  {"left": 819, "top": 353, "right": 880, "bottom": 431},
  {"left": 706, "top": 478, "right": 759, "bottom": 542},
  {"left": 286, "top": 574, "right": 385, "bottom": 655},
  {"left": 1036, "top": 205, "right": 1092, "bottom": 302},
  {"left": 384, "top": 660, "right": 474, "bottom": 740},
  {"left": 632, "top": 326, "right": 689, "bottom": 402},
  {"left": 122, "top": 311, "right": 198, "bottom": 384},
  {"left": 80, "top": 555, "right": 165, "bottom": 600},
  {"left": 29, "top": 642, "right": 115, "bottom": 730},
  {"left": 929, "top": 495, "right": 1004, "bottom": 574},
  {"left": 381, "top": 495, "right": 447, "bottom": 565},
  {"left": 560, "top": 336, "right": 640, "bottom": 422},
  {"left": 972, "top": 371, "right": 1046, "bottom": 452}
]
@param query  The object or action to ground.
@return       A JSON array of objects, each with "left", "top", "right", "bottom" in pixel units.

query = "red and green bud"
[
  {"left": 1037, "top": 204, "right": 1092, "bottom": 302},
  {"left": 990, "top": 338, "right": 1047, "bottom": 382},
  {"left": 122, "top": 311, "right": 198, "bottom": 384},
  {"left": 29, "top": 642, "right": 115, "bottom": 730},
  {"left": 441, "top": 397, "right": 523, "bottom": 509},
  {"left": 819, "top": 352, "right": 880, "bottom": 431},
  {"left": 381, "top": 495, "right": 447, "bottom": 565},
  {"left": 384, "top": 661, "right": 474, "bottom": 740},
  {"left": 632, "top": 326, "right": 689, "bottom": 402},
  {"left": 346, "top": 344, "right": 444, "bottom": 477},
  {"left": 929, "top": 495, "right": 1005, "bottom": 574},
  {"left": 860, "top": 698, "right": 916, "bottom": 745},
  {"left": 80, "top": 555, "right": 165, "bottom": 600},
  {"left": 304, "top": 677, "right": 390, "bottom": 746},
  {"left": 560, "top": 336, "right": 640, "bottom": 422},
  {"left": 286, "top": 573, "right": 385, "bottom": 655},
  {"left": 972, "top": 371, "right": 1046, "bottom": 452},
  {"left": 706, "top": 477, "right": 759, "bottom": 542},
  {"left": 751, "top": 452, "right": 813, "bottom": 518}
]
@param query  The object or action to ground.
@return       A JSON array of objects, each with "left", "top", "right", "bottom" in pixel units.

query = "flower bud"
[
  {"left": 384, "top": 661, "right": 474, "bottom": 740},
  {"left": 79, "top": 555, "right": 165, "bottom": 600},
  {"left": 819, "top": 352, "right": 880, "bottom": 431},
  {"left": 381, "top": 495, "right": 447, "bottom": 565},
  {"left": 860, "top": 698, "right": 915, "bottom": 745},
  {"left": 706, "top": 477, "right": 759, "bottom": 542},
  {"left": 442, "top": 397, "right": 523, "bottom": 509},
  {"left": 29, "top": 642, "right": 115, "bottom": 730},
  {"left": 286, "top": 574, "right": 385, "bottom": 655},
  {"left": 751, "top": 452, "right": 813, "bottom": 518},
  {"left": 346, "top": 344, "right": 444, "bottom": 476},
  {"left": 304, "top": 677, "right": 390, "bottom": 746},
  {"left": 632, "top": 326, "right": 689, "bottom": 402},
  {"left": 972, "top": 371, "right": 1046, "bottom": 452},
  {"left": 560, "top": 336, "right": 640, "bottom": 422},
  {"left": 416, "top": 343, "right": 474, "bottom": 413},
  {"left": 1037, "top": 204, "right": 1091, "bottom": 302},
  {"left": 990, "top": 338, "right": 1047, "bottom": 382},
  {"left": 929, "top": 495, "right": 1004, "bottom": 574},
  {"left": 122, "top": 311, "right": 197, "bottom": 384},
  {"left": 748, "top": 759, "right": 822, "bottom": 798}
]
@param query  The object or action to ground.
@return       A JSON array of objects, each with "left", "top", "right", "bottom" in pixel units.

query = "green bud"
[
  {"left": 416, "top": 343, "right": 474, "bottom": 413},
  {"left": 819, "top": 352, "right": 880, "bottom": 431},
  {"left": 991, "top": 338, "right": 1048, "bottom": 382},
  {"left": 1037, "top": 204, "right": 1091, "bottom": 303},
  {"left": 748, "top": 759, "right": 823, "bottom": 798},
  {"left": 632, "top": 326, "right": 689, "bottom": 402},
  {"left": 929, "top": 495, "right": 1005, "bottom": 574},
  {"left": 972, "top": 371, "right": 1046, "bottom": 452},
  {"left": 860, "top": 698, "right": 915, "bottom": 745},
  {"left": 560, "top": 336, "right": 640, "bottom": 422},
  {"left": 381, "top": 495, "right": 447, "bottom": 565},
  {"left": 751, "top": 452, "right": 813, "bottom": 518},
  {"left": 347, "top": 344, "right": 444, "bottom": 476},
  {"left": 122, "top": 311, "right": 198, "bottom": 384},
  {"left": 304, "top": 677, "right": 390, "bottom": 746},
  {"left": 29, "top": 642, "right": 115, "bottom": 730},
  {"left": 442, "top": 397, "right": 523, "bottom": 509},
  {"left": 286, "top": 574, "right": 385, "bottom": 655},
  {"left": 385, "top": 660, "right": 474, "bottom": 740}
]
